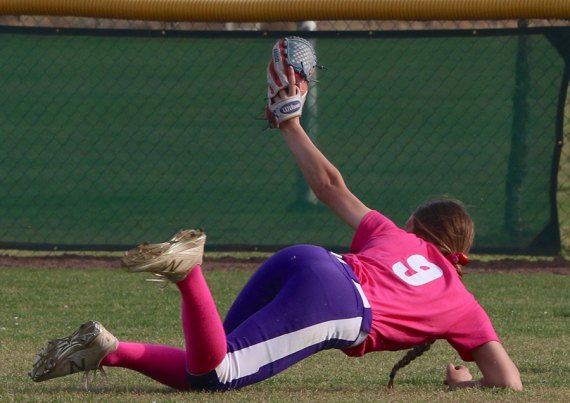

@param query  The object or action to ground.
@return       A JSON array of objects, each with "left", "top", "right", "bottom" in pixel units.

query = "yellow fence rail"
[{"left": 0, "top": 0, "right": 569, "bottom": 22}]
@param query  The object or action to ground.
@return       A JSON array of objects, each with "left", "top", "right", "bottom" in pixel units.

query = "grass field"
[{"left": 1, "top": 264, "right": 569, "bottom": 402}]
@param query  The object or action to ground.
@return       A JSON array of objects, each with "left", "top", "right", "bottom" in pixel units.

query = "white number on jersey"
[{"left": 392, "top": 254, "right": 443, "bottom": 286}]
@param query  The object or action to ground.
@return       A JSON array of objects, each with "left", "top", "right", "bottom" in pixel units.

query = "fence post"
[{"left": 505, "top": 20, "right": 530, "bottom": 244}]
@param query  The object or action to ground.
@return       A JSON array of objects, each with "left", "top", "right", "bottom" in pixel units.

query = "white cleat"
[
  {"left": 121, "top": 229, "right": 206, "bottom": 283},
  {"left": 30, "top": 320, "right": 118, "bottom": 386}
]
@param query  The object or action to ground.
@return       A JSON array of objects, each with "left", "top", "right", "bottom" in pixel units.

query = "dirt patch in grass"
[
  {"left": 465, "top": 257, "right": 570, "bottom": 275},
  {"left": 0, "top": 254, "right": 568, "bottom": 274}
]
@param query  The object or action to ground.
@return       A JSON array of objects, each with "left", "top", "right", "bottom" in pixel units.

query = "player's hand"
[
  {"left": 271, "top": 66, "right": 296, "bottom": 99},
  {"left": 444, "top": 363, "right": 473, "bottom": 386},
  {"left": 271, "top": 67, "right": 302, "bottom": 129}
]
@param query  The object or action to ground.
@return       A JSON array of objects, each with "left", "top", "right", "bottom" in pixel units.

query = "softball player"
[{"left": 29, "top": 68, "right": 522, "bottom": 392}]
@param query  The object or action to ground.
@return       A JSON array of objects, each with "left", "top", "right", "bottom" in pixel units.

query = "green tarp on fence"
[{"left": 1, "top": 27, "right": 568, "bottom": 253}]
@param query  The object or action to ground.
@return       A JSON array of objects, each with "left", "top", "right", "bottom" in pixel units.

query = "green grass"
[{"left": 1, "top": 266, "right": 569, "bottom": 402}]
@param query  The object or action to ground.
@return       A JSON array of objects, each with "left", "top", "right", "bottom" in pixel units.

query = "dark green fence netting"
[{"left": 1, "top": 27, "right": 568, "bottom": 254}]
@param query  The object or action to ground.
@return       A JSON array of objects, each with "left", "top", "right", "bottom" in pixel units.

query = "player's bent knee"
[{"left": 186, "top": 370, "right": 229, "bottom": 392}]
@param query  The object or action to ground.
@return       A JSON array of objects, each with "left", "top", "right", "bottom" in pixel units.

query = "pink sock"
[{"left": 101, "top": 266, "right": 227, "bottom": 389}]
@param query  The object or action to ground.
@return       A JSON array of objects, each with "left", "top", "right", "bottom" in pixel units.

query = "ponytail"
[{"left": 387, "top": 340, "right": 436, "bottom": 388}]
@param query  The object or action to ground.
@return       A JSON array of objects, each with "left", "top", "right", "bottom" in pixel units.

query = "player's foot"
[
  {"left": 121, "top": 229, "right": 206, "bottom": 283},
  {"left": 29, "top": 320, "right": 118, "bottom": 383}
]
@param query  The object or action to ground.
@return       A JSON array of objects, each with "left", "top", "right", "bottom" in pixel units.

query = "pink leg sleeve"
[
  {"left": 177, "top": 266, "right": 227, "bottom": 374},
  {"left": 101, "top": 266, "right": 227, "bottom": 389},
  {"left": 102, "top": 342, "right": 190, "bottom": 390}
]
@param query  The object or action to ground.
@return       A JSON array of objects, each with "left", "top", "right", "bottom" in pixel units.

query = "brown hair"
[
  {"left": 388, "top": 198, "right": 474, "bottom": 388},
  {"left": 408, "top": 198, "right": 474, "bottom": 276}
]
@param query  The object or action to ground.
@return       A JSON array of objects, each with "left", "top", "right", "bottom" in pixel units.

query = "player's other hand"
[{"left": 444, "top": 363, "right": 473, "bottom": 386}]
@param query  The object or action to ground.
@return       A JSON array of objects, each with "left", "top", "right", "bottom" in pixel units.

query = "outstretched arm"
[
  {"left": 279, "top": 119, "right": 370, "bottom": 229},
  {"left": 445, "top": 341, "right": 522, "bottom": 391},
  {"left": 275, "top": 68, "right": 370, "bottom": 229}
]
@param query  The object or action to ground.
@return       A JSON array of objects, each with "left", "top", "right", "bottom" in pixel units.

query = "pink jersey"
[{"left": 342, "top": 210, "right": 499, "bottom": 361}]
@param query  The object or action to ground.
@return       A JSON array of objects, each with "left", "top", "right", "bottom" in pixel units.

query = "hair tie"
[{"left": 445, "top": 252, "right": 469, "bottom": 266}]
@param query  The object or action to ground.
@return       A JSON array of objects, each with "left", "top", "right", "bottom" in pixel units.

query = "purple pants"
[{"left": 187, "top": 244, "right": 371, "bottom": 390}]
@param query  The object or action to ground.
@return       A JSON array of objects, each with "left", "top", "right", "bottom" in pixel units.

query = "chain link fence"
[{"left": 1, "top": 17, "right": 569, "bottom": 256}]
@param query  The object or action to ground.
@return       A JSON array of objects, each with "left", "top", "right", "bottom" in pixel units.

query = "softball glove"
[{"left": 265, "top": 36, "right": 319, "bottom": 128}]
